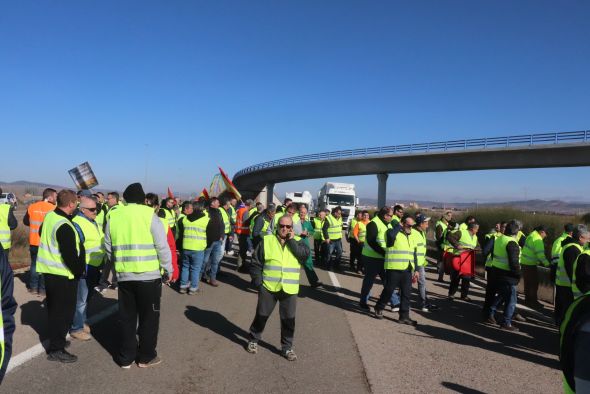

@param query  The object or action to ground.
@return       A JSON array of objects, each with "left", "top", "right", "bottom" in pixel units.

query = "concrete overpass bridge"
[{"left": 232, "top": 130, "right": 590, "bottom": 207}]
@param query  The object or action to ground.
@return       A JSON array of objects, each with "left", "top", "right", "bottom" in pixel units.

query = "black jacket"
[
  {"left": 39, "top": 208, "right": 86, "bottom": 278},
  {"left": 562, "top": 237, "right": 582, "bottom": 281},
  {"left": 575, "top": 253, "right": 590, "bottom": 295},
  {"left": 250, "top": 235, "right": 310, "bottom": 288},
  {"left": 206, "top": 208, "right": 224, "bottom": 247}
]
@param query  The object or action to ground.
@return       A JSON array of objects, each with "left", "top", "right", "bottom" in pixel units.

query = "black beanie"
[{"left": 123, "top": 182, "right": 145, "bottom": 204}]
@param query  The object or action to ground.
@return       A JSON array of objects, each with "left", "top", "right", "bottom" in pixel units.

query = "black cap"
[
  {"left": 564, "top": 223, "right": 575, "bottom": 233},
  {"left": 123, "top": 183, "right": 145, "bottom": 204}
]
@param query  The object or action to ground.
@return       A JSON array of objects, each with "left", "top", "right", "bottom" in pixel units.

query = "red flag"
[
  {"left": 199, "top": 188, "right": 210, "bottom": 200},
  {"left": 167, "top": 187, "right": 175, "bottom": 200},
  {"left": 218, "top": 167, "right": 242, "bottom": 200}
]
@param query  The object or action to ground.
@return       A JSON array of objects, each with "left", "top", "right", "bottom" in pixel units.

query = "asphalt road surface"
[{"left": 3, "top": 243, "right": 561, "bottom": 393}]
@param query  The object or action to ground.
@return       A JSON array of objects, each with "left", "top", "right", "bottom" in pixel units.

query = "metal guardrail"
[{"left": 235, "top": 130, "right": 590, "bottom": 177}]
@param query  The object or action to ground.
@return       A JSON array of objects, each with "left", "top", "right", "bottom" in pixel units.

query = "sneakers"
[
  {"left": 358, "top": 302, "right": 370, "bottom": 310},
  {"left": 179, "top": 287, "right": 188, "bottom": 294},
  {"left": 485, "top": 316, "right": 497, "bottom": 325},
  {"left": 427, "top": 304, "right": 439, "bottom": 311},
  {"left": 391, "top": 305, "right": 400, "bottom": 312},
  {"left": 120, "top": 363, "right": 132, "bottom": 369},
  {"left": 374, "top": 308, "right": 384, "bottom": 319},
  {"left": 500, "top": 324, "right": 519, "bottom": 332},
  {"left": 513, "top": 313, "right": 527, "bottom": 322},
  {"left": 421, "top": 306, "right": 430, "bottom": 312},
  {"left": 70, "top": 330, "right": 92, "bottom": 341},
  {"left": 138, "top": 356, "right": 162, "bottom": 368},
  {"left": 47, "top": 350, "right": 78, "bottom": 363},
  {"left": 209, "top": 279, "right": 220, "bottom": 287},
  {"left": 227, "top": 250, "right": 235, "bottom": 256},
  {"left": 188, "top": 288, "right": 200, "bottom": 295},
  {"left": 246, "top": 341, "right": 258, "bottom": 354},
  {"left": 398, "top": 317, "right": 418, "bottom": 326},
  {"left": 282, "top": 349, "right": 297, "bottom": 361},
  {"left": 94, "top": 285, "right": 108, "bottom": 294}
]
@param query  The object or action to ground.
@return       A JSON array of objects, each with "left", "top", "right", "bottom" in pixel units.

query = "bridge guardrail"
[{"left": 235, "top": 130, "right": 589, "bottom": 177}]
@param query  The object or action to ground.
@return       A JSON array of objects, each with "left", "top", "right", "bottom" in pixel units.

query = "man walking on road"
[
  {"left": 105, "top": 183, "right": 173, "bottom": 368},
  {"left": 246, "top": 215, "right": 310, "bottom": 361},
  {"left": 37, "top": 189, "right": 85, "bottom": 363}
]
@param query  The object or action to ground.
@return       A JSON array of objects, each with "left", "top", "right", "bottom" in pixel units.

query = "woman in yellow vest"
[
  {"left": 353, "top": 210, "right": 370, "bottom": 273},
  {"left": 246, "top": 214, "right": 310, "bottom": 361}
]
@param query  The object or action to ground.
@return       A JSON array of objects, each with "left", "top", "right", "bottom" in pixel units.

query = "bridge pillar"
[
  {"left": 377, "top": 173, "right": 388, "bottom": 208},
  {"left": 266, "top": 182, "right": 275, "bottom": 208}
]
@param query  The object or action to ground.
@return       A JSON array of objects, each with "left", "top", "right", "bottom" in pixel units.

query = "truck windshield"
[{"left": 327, "top": 194, "right": 354, "bottom": 206}]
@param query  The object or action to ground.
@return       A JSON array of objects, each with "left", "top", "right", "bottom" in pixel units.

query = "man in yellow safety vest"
[{"left": 246, "top": 214, "right": 310, "bottom": 361}]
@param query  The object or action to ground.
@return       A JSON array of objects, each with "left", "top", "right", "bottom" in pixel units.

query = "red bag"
[{"left": 444, "top": 250, "right": 475, "bottom": 278}]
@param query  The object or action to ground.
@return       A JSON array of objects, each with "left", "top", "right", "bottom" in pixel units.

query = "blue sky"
[{"left": 1, "top": 1, "right": 589, "bottom": 202}]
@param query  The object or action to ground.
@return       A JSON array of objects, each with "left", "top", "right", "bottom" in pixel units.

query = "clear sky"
[{"left": 2, "top": 1, "right": 589, "bottom": 202}]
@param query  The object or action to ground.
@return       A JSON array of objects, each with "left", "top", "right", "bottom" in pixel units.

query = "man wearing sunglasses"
[
  {"left": 246, "top": 215, "right": 310, "bottom": 361},
  {"left": 70, "top": 196, "right": 105, "bottom": 341}
]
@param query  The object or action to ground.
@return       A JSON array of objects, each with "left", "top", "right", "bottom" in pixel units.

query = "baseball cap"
[{"left": 416, "top": 214, "right": 431, "bottom": 224}]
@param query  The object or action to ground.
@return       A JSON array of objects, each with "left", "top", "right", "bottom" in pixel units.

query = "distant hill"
[{"left": 358, "top": 197, "right": 590, "bottom": 215}]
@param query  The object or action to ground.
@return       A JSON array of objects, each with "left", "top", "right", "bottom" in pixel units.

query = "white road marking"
[{"left": 7, "top": 303, "right": 118, "bottom": 374}]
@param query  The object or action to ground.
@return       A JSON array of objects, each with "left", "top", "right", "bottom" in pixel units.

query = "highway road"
[{"left": 3, "top": 243, "right": 561, "bottom": 393}]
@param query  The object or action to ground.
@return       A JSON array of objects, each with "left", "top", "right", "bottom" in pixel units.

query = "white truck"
[
  {"left": 285, "top": 191, "right": 314, "bottom": 212},
  {"left": 317, "top": 182, "right": 358, "bottom": 229}
]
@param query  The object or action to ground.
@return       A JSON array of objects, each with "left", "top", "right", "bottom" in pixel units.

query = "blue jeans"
[
  {"left": 323, "top": 239, "right": 343, "bottom": 268},
  {"left": 490, "top": 281, "right": 517, "bottom": 325},
  {"left": 360, "top": 256, "right": 399, "bottom": 306},
  {"left": 417, "top": 265, "right": 427, "bottom": 307},
  {"left": 181, "top": 250, "right": 205, "bottom": 290},
  {"left": 202, "top": 238, "right": 224, "bottom": 281},
  {"left": 71, "top": 265, "right": 100, "bottom": 333},
  {"left": 28, "top": 246, "right": 45, "bottom": 291}
]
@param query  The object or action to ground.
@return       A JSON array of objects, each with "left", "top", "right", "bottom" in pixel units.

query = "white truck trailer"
[
  {"left": 285, "top": 191, "right": 314, "bottom": 212},
  {"left": 317, "top": 182, "right": 358, "bottom": 229}
]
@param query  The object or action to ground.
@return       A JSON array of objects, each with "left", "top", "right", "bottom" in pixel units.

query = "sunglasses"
[
  {"left": 279, "top": 224, "right": 292, "bottom": 229},
  {"left": 81, "top": 207, "right": 97, "bottom": 212}
]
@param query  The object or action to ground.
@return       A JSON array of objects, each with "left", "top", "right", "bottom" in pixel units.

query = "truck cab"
[{"left": 317, "top": 182, "right": 358, "bottom": 229}]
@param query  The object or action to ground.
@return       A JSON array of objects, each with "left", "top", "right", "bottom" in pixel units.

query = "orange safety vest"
[
  {"left": 235, "top": 207, "right": 250, "bottom": 235},
  {"left": 27, "top": 200, "right": 56, "bottom": 246}
]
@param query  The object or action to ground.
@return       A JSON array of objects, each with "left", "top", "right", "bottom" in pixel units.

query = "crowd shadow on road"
[
  {"left": 20, "top": 300, "right": 48, "bottom": 348},
  {"left": 408, "top": 293, "right": 560, "bottom": 370},
  {"left": 184, "top": 305, "right": 281, "bottom": 356}
]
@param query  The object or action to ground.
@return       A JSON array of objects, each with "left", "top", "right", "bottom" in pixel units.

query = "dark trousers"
[
  {"left": 555, "top": 285, "right": 574, "bottom": 326},
  {"left": 483, "top": 268, "right": 497, "bottom": 317},
  {"left": 99, "top": 257, "right": 117, "bottom": 287},
  {"left": 360, "top": 256, "right": 385, "bottom": 305},
  {"left": 45, "top": 274, "right": 78, "bottom": 353},
  {"left": 238, "top": 234, "right": 249, "bottom": 262},
  {"left": 225, "top": 233, "right": 233, "bottom": 252},
  {"left": 249, "top": 287, "right": 297, "bottom": 351},
  {"left": 376, "top": 268, "right": 412, "bottom": 318},
  {"left": 522, "top": 265, "right": 539, "bottom": 304},
  {"left": 449, "top": 269, "right": 470, "bottom": 298},
  {"left": 349, "top": 239, "right": 360, "bottom": 270},
  {"left": 302, "top": 261, "right": 319, "bottom": 286},
  {"left": 117, "top": 279, "right": 162, "bottom": 365},
  {"left": 313, "top": 239, "right": 323, "bottom": 266}
]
